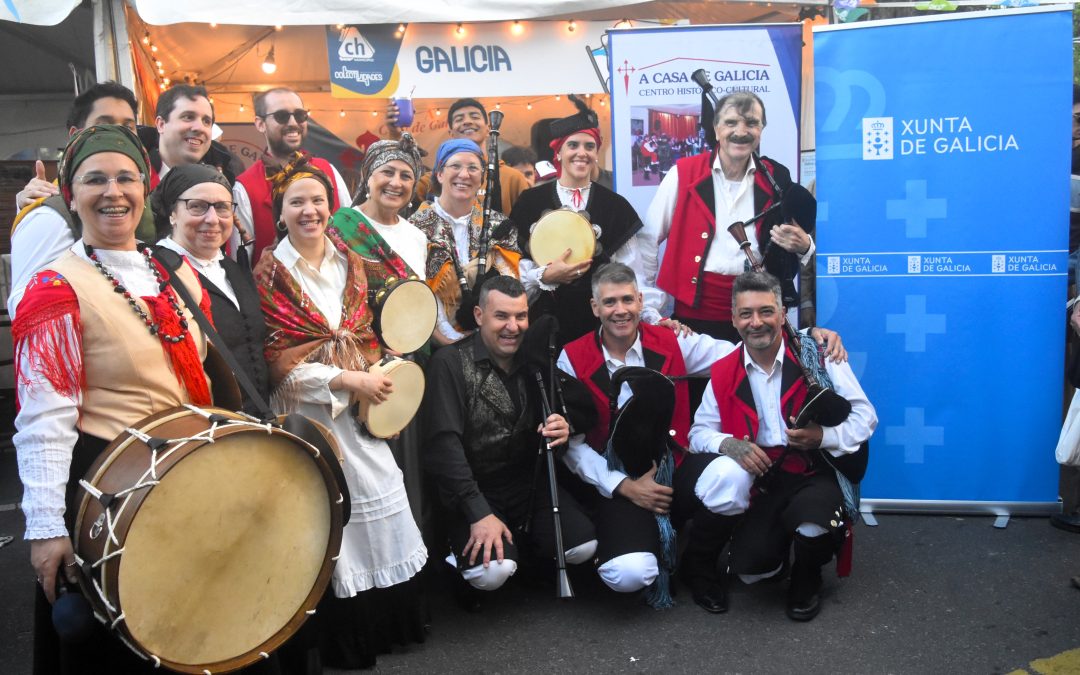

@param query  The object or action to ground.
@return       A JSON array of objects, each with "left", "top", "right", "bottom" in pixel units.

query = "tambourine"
[
  {"left": 528, "top": 208, "right": 599, "bottom": 266},
  {"left": 371, "top": 275, "right": 437, "bottom": 354},
  {"left": 357, "top": 355, "right": 426, "bottom": 439}
]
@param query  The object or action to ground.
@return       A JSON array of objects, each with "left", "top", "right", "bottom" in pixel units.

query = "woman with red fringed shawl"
[{"left": 12, "top": 124, "right": 212, "bottom": 674}]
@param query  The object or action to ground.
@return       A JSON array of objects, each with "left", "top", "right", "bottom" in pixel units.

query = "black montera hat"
[{"left": 548, "top": 94, "right": 599, "bottom": 139}]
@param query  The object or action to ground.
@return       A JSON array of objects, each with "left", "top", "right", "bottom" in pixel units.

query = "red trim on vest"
[
  {"left": 238, "top": 156, "right": 341, "bottom": 265},
  {"left": 708, "top": 340, "right": 812, "bottom": 475},
  {"left": 563, "top": 323, "right": 691, "bottom": 466},
  {"left": 657, "top": 152, "right": 779, "bottom": 312}
]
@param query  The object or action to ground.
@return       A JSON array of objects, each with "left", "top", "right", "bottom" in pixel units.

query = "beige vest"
[{"left": 50, "top": 251, "right": 208, "bottom": 441}]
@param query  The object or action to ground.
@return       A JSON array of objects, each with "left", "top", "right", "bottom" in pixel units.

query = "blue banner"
[{"left": 814, "top": 8, "right": 1072, "bottom": 506}]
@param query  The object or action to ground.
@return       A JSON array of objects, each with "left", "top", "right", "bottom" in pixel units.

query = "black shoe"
[
  {"left": 679, "top": 562, "right": 729, "bottom": 614},
  {"left": 690, "top": 581, "right": 729, "bottom": 614},
  {"left": 786, "top": 564, "right": 822, "bottom": 622},
  {"left": 1051, "top": 513, "right": 1080, "bottom": 534}
]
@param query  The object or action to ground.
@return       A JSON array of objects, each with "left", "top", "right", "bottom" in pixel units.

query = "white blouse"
[{"left": 15, "top": 244, "right": 161, "bottom": 539}]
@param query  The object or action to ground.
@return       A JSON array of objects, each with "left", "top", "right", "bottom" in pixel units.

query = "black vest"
[
  {"left": 456, "top": 339, "right": 535, "bottom": 485},
  {"left": 199, "top": 257, "right": 271, "bottom": 415}
]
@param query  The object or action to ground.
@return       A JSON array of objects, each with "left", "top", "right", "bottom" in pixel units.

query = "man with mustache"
[
  {"left": 234, "top": 87, "right": 352, "bottom": 265},
  {"left": 689, "top": 270, "right": 876, "bottom": 622},
  {"left": 422, "top": 275, "right": 597, "bottom": 607},
  {"left": 640, "top": 92, "right": 815, "bottom": 346}
]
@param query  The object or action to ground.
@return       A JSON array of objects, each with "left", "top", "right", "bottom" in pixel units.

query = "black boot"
[
  {"left": 786, "top": 561, "right": 822, "bottom": 621},
  {"left": 786, "top": 532, "right": 833, "bottom": 622},
  {"left": 678, "top": 510, "right": 736, "bottom": 613}
]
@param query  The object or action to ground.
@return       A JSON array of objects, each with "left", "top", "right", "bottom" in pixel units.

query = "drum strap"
[{"left": 153, "top": 248, "right": 275, "bottom": 421}]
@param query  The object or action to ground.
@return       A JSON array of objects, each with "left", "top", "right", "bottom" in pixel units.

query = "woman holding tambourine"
[
  {"left": 13, "top": 125, "right": 211, "bottom": 673},
  {"left": 253, "top": 153, "right": 427, "bottom": 670},
  {"left": 328, "top": 135, "right": 435, "bottom": 549}
]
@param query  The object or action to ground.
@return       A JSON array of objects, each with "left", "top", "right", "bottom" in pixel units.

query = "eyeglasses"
[
  {"left": 177, "top": 198, "right": 236, "bottom": 217},
  {"left": 442, "top": 162, "right": 483, "bottom": 175},
  {"left": 260, "top": 109, "right": 310, "bottom": 125},
  {"left": 72, "top": 171, "right": 145, "bottom": 190}
]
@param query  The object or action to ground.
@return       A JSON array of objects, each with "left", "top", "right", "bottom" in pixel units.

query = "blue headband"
[{"left": 435, "top": 139, "right": 483, "bottom": 173}]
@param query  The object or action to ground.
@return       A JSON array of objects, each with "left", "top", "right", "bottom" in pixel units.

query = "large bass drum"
[{"left": 73, "top": 405, "right": 346, "bottom": 674}]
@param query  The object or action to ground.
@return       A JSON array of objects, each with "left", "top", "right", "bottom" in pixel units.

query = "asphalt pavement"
[{"left": 3, "top": 435, "right": 1080, "bottom": 674}]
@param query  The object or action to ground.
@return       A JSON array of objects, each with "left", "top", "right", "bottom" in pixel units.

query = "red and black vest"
[
  {"left": 709, "top": 339, "right": 815, "bottom": 475},
  {"left": 237, "top": 156, "right": 341, "bottom": 265},
  {"left": 656, "top": 151, "right": 782, "bottom": 314},
  {"left": 563, "top": 323, "right": 691, "bottom": 466}
]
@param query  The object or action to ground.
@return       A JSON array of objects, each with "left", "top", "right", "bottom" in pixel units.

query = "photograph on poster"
[{"left": 629, "top": 104, "right": 705, "bottom": 185}]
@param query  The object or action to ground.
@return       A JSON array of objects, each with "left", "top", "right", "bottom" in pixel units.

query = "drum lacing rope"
[
  {"left": 109, "top": 610, "right": 126, "bottom": 630},
  {"left": 259, "top": 652, "right": 270, "bottom": 660},
  {"left": 77, "top": 480, "right": 138, "bottom": 548}
]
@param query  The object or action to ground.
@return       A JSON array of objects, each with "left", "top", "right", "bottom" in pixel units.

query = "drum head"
[
  {"left": 379, "top": 279, "right": 437, "bottom": 354},
  {"left": 529, "top": 210, "right": 595, "bottom": 266},
  {"left": 117, "top": 433, "right": 332, "bottom": 666},
  {"left": 366, "top": 359, "right": 425, "bottom": 438}
]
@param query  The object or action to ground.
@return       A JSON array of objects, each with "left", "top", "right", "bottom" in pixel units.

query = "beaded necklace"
[{"left": 84, "top": 243, "right": 189, "bottom": 343}]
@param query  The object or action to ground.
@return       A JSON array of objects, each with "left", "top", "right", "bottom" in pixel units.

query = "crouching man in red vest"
[
  {"left": 558, "top": 263, "right": 845, "bottom": 613},
  {"left": 689, "top": 270, "right": 877, "bottom": 621}
]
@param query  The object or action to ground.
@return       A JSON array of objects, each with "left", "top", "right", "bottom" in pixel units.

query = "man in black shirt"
[{"left": 423, "top": 276, "right": 597, "bottom": 594}]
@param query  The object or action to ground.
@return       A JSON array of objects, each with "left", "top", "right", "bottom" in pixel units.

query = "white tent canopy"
[{"left": 133, "top": 0, "right": 653, "bottom": 25}]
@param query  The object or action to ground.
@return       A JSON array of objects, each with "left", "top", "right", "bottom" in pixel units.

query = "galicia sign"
[
  {"left": 329, "top": 21, "right": 605, "bottom": 99},
  {"left": 862, "top": 114, "right": 1018, "bottom": 160},
  {"left": 415, "top": 45, "right": 512, "bottom": 73},
  {"left": 815, "top": 8, "right": 1072, "bottom": 508}
]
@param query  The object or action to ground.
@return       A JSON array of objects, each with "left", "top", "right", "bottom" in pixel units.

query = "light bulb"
[{"left": 261, "top": 46, "right": 277, "bottom": 75}]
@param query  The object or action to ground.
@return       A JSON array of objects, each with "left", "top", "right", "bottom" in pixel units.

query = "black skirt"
[{"left": 316, "top": 573, "right": 429, "bottom": 670}]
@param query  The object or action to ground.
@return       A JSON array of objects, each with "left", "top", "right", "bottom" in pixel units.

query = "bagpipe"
[{"left": 454, "top": 109, "right": 508, "bottom": 330}]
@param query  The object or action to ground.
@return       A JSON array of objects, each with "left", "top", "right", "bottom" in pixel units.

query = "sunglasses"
[{"left": 261, "top": 109, "right": 310, "bottom": 125}]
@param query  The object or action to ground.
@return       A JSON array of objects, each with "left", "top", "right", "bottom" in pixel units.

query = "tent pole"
[{"left": 93, "top": 0, "right": 134, "bottom": 89}]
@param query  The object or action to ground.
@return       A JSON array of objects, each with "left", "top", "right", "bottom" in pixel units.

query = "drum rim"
[{"left": 73, "top": 406, "right": 345, "bottom": 673}]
